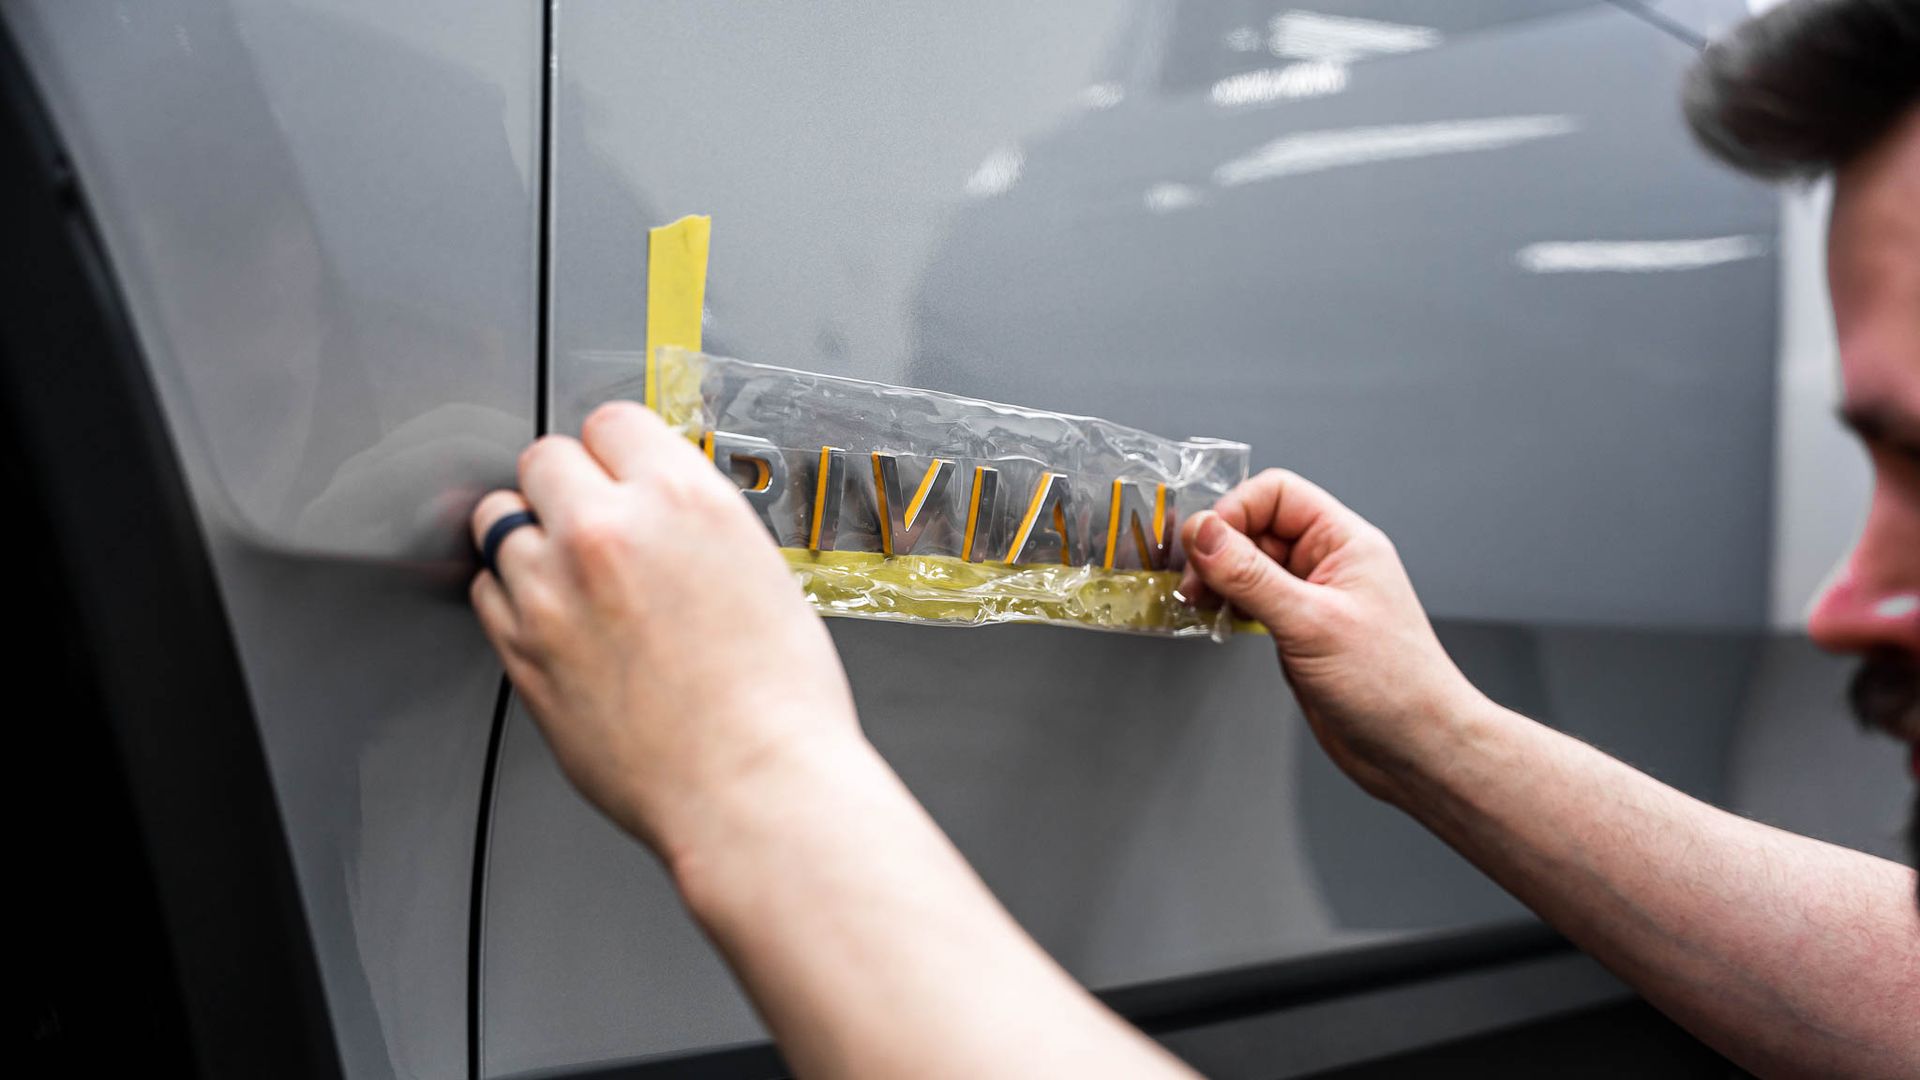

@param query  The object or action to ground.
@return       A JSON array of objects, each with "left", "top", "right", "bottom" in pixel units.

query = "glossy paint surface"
[
  {"left": 10, "top": 2, "right": 1904, "bottom": 1077},
  {"left": 545, "top": 0, "right": 1778, "bottom": 631},
  {"left": 479, "top": 1, "right": 1864, "bottom": 1075},
  {"left": 8, "top": 2, "right": 538, "bottom": 1075}
]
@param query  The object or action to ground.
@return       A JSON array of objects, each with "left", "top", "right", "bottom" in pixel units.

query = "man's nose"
[{"left": 1807, "top": 559, "right": 1920, "bottom": 656}]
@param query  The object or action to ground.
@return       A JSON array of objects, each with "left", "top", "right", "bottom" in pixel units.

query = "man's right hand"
[
  {"left": 472, "top": 403, "right": 1196, "bottom": 1080},
  {"left": 469, "top": 401, "right": 864, "bottom": 865},
  {"left": 1178, "top": 469, "right": 1488, "bottom": 803}
]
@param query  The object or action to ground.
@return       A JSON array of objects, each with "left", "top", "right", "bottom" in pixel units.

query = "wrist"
[
  {"left": 661, "top": 723, "right": 900, "bottom": 924},
  {"left": 1365, "top": 683, "right": 1516, "bottom": 812}
]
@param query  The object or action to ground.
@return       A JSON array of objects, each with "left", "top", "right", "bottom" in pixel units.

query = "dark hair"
[{"left": 1683, "top": 0, "right": 1920, "bottom": 180}]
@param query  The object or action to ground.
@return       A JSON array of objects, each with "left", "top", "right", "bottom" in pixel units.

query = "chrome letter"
[
  {"left": 1004, "top": 471, "right": 1077, "bottom": 564},
  {"left": 871, "top": 452, "right": 956, "bottom": 556},
  {"left": 704, "top": 430, "right": 787, "bottom": 536},
  {"left": 1102, "top": 480, "right": 1174, "bottom": 570}
]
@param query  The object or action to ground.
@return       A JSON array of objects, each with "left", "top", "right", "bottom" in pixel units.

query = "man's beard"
[
  {"left": 1904, "top": 795, "right": 1920, "bottom": 903},
  {"left": 1904, "top": 791, "right": 1920, "bottom": 907},
  {"left": 1909, "top": 794, "right": 1918, "bottom": 909},
  {"left": 1846, "top": 650, "right": 1920, "bottom": 906},
  {"left": 1849, "top": 649, "right": 1919, "bottom": 739}
]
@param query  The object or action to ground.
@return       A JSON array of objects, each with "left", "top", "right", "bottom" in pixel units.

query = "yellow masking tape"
[
  {"left": 645, "top": 215, "right": 711, "bottom": 415},
  {"left": 779, "top": 549, "right": 1199, "bottom": 633},
  {"left": 776, "top": 549, "right": 1268, "bottom": 636},
  {"left": 640, "top": 226, "right": 1261, "bottom": 638}
]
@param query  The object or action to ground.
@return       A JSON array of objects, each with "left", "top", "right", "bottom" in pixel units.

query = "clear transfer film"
[{"left": 620, "top": 346, "right": 1251, "bottom": 639}]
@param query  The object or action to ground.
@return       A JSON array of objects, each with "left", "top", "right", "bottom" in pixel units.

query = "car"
[{"left": 7, "top": 2, "right": 1899, "bottom": 1077}]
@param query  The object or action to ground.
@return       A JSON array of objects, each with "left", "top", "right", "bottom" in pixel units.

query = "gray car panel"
[
  {"left": 9, "top": 2, "right": 1899, "bottom": 1077},
  {"left": 549, "top": 0, "right": 1777, "bottom": 631},
  {"left": 7, "top": 2, "right": 539, "bottom": 1075},
  {"left": 481, "top": 1, "right": 1820, "bottom": 1074}
]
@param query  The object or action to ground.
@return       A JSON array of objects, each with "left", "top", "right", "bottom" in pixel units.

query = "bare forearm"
[
  {"left": 1387, "top": 701, "right": 1919, "bottom": 1078},
  {"left": 668, "top": 733, "right": 1191, "bottom": 1080}
]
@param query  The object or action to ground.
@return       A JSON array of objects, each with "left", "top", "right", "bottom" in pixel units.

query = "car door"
[
  {"left": 476, "top": 3, "right": 1891, "bottom": 1078},
  {"left": 6, "top": 3, "right": 539, "bottom": 1076}
]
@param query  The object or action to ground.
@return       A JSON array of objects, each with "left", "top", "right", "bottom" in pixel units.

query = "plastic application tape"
[
  {"left": 633, "top": 213, "right": 1253, "bottom": 639},
  {"left": 627, "top": 346, "right": 1251, "bottom": 640}
]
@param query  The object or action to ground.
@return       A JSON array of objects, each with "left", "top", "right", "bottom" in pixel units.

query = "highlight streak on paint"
[
  {"left": 1213, "top": 115, "right": 1578, "bottom": 188},
  {"left": 1516, "top": 235, "right": 1767, "bottom": 273},
  {"left": 965, "top": 146, "right": 1024, "bottom": 198},
  {"left": 1208, "top": 61, "right": 1348, "bottom": 108},
  {"left": 1268, "top": 11, "right": 1440, "bottom": 62},
  {"left": 1144, "top": 182, "right": 1203, "bottom": 213}
]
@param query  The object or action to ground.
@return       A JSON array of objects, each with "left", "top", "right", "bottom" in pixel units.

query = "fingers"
[
  {"left": 1176, "top": 566, "right": 1212, "bottom": 609},
  {"left": 581, "top": 399, "right": 678, "bottom": 482},
  {"left": 1255, "top": 532, "right": 1291, "bottom": 566},
  {"left": 519, "top": 433, "right": 613, "bottom": 526},
  {"left": 472, "top": 488, "right": 544, "bottom": 585},
  {"left": 1212, "top": 468, "right": 1364, "bottom": 545},
  {"left": 470, "top": 566, "right": 520, "bottom": 646},
  {"left": 1182, "top": 509, "right": 1312, "bottom": 631},
  {"left": 1201, "top": 468, "right": 1376, "bottom": 581},
  {"left": 1177, "top": 519, "right": 1287, "bottom": 610}
]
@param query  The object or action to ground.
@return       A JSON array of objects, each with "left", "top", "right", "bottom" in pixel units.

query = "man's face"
[{"left": 1813, "top": 105, "right": 1920, "bottom": 879}]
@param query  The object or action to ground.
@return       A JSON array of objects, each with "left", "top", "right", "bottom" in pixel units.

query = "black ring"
[{"left": 480, "top": 509, "right": 540, "bottom": 578}]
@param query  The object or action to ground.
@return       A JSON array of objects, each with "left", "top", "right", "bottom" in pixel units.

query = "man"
[{"left": 468, "top": 1, "right": 1918, "bottom": 1075}]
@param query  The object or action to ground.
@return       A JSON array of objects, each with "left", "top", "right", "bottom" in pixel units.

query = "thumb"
[{"left": 1185, "top": 511, "right": 1311, "bottom": 630}]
